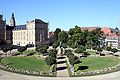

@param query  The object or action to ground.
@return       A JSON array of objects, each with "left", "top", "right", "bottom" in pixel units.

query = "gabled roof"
[{"left": 81, "top": 26, "right": 100, "bottom": 31}]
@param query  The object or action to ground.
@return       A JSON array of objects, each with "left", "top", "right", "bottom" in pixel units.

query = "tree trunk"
[
  {"left": 71, "top": 65, "right": 75, "bottom": 75},
  {"left": 49, "top": 65, "right": 53, "bottom": 75}
]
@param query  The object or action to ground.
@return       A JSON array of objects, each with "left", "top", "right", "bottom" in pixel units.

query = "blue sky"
[{"left": 0, "top": 0, "right": 120, "bottom": 31}]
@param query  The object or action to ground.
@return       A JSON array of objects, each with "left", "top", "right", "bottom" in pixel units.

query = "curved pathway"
[{"left": 1, "top": 69, "right": 120, "bottom": 80}]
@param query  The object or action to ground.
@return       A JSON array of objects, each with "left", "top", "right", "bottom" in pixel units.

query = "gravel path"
[{"left": 56, "top": 56, "right": 69, "bottom": 77}]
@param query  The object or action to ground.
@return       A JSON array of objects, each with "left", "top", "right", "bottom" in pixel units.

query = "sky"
[{"left": 0, "top": 0, "right": 120, "bottom": 31}]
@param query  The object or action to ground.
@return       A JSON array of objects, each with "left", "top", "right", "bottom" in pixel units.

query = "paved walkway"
[
  {"left": 1, "top": 69, "right": 120, "bottom": 80},
  {"left": 56, "top": 56, "right": 69, "bottom": 77}
]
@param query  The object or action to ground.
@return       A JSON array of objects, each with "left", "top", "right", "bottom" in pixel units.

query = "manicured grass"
[
  {"left": 74, "top": 57, "right": 120, "bottom": 75},
  {"left": 1, "top": 57, "right": 49, "bottom": 73}
]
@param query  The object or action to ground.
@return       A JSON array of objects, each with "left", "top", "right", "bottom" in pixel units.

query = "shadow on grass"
[
  {"left": 75, "top": 60, "right": 82, "bottom": 64},
  {"left": 56, "top": 61, "right": 66, "bottom": 64},
  {"left": 57, "top": 56, "right": 66, "bottom": 59},
  {"left": 75, "top": 66, "right": 88, "bottom": 72},
  {"left": 56, "top": 66, "right": 67, "bottom": 71},
  {"left": 6, "top": 63, "right": 13, "bottom": 65}
]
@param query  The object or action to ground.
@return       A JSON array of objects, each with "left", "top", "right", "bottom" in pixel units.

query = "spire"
[
  {"left": 10, "top": 13, "right": 16, "bottom": 27},
  {"left": 12, "top": 13, "right": 14, "bottom": 17}
]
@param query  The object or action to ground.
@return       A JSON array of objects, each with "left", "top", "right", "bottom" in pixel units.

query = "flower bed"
[{"left": 79, "top": 63, "right": 120, "bottom": 76}]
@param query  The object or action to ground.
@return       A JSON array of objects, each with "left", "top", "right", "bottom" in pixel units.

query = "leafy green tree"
[
  {"left": 58, "top": 31, "right": 68, "bottom": 43},
  {"left": 68, "top": 55, "right": 79, "bottom": 74},
  {"left": 52, "top": 41, "right": 59, "bottom": 48},
  {"left": 45, "top": 56, "right": 56, "bottom": 75},
  {"left": 60, "top": 43, "right": 67, "bottom": 48},
  {"left": 54, "top": 28, "right": 61, "bottom": 41},
  {"left": 49, "top": 49, "right": 57, "bottom": 58},
  {"left": 67, "top": 40, "right": 73, "bottom": 47},
  {"left": 68, "top": 25, "right": 81, "bottom": 36}
]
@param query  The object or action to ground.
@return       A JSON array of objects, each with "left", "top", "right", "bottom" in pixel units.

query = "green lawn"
[
  {"left": 1, "top": 57, "right": 49, "bottom": 73},
  {"left": 74, "top": 57, "right": 120, "bottom": 75}
]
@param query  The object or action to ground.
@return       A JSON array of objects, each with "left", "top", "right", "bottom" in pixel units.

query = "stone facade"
[
  {"left": 13, "top": 19, "right": 48, "bottom": 46},
  {"left": 0, "top": 14, "right": 6, "bottom": 43},
  {"left": 0, "top": 14, "right": 15, "bottom": 44}
]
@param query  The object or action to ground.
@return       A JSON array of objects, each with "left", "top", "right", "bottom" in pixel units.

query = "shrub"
[
  {"left": 2, "top": 48, "right": 9, "bottom": 53},
  {"left": 18, "top": 46, "right": 27, "bottom": 53},
  {"left": 111, "top": 48, "right": 118, "bottom": 53},
  {"left": 96, "top": 47, "right": 103, "bottom": 52},
  {"left": 75, "top": 45, "right": 86, "bottom": 54},
  {"left": 35, "top": 45, "right": 48, "bottom": 54},
  {"left": 106, "top": 47, "right": 111, "bottom": 51}
]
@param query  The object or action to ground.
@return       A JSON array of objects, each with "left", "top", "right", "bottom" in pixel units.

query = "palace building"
[{"left": 12, "top": 19, "right": 48, "bottom": 46}]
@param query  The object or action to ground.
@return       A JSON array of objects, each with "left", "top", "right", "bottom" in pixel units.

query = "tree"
[
  {"left": 60, "top": 43, "right": 67, "bottom": 48},
  {"left": 52, "top": 41, "right": 59, "bottom": 48},
  {"left": 68, "top": 55, "right": 79, "bottom": 75},
  {"left": 48, "top": 49, "right": 57, "bottom": 58},
  {"left": 45, "top": 56, "right": 56, "bottom": 75},
  {"left": 68, "top": 25, "right": 81, "bottom": 35},
  {"left": 111, "top": 48, "right": 118, "bottom": 53},
  {"left": 54, "top": 28, "right": 61, "bottom": 41},
  {"left": 58, "top": 31, "right": 68, "bottom": 43}
]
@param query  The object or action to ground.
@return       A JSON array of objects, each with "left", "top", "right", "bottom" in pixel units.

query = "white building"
[{"left": 13, "top": 19, "right": 48, "bottom": 46}]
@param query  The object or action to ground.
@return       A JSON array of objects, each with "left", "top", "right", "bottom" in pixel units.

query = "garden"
[{"left": 0, "top": 26, "right": 120, "bottom": 77}]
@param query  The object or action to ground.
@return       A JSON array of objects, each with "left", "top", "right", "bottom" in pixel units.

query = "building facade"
[
  {"left": 0, "top": 13, "right": 15, "bottom": 44},
  {"left": 101, "top": 27, "right": 120, "bottom": 49},
  {"left": 0, "top": 14, "right": 6, "bottom": 44},
  {"left": 13, "top": 19, "right": 48, "bottom": 46}
]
